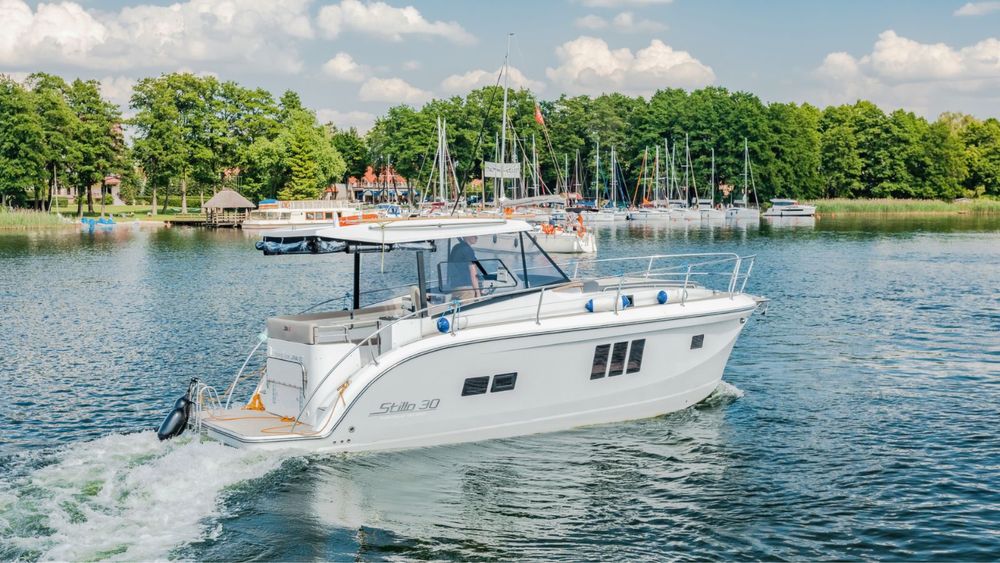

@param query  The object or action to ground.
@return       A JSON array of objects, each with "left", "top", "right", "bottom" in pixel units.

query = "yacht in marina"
[
  {"left": 763, "top": 199, "right": 816, "bottom": 217},
  {"left": 725, "top": 139, "right": 762, "bottom": 221},
  {"left": 159, "top": 218, "right": 764, "bottom": 452}
]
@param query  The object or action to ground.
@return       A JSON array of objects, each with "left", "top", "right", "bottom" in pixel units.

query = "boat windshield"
[{"left": 427, "top": 232, "right": 568, "bottom": 299}]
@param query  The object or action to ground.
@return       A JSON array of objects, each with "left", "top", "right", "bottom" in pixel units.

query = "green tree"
[
  {"left": 820, "top": 124, "right": 863, "bottom": 197},
  {"left": 0, "top": 77, "right": 46, "bottom": 207},
  {"left": 65, "top": 79, "right": 121, "bottom": 216}
]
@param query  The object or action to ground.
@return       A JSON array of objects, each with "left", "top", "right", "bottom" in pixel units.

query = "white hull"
[
  {"left": 629, "top": 209, "right": 672, "bottom": 222},
  {"left": 204, "top": 291, "right": 756, "bottom": 453},
  {"left": 670, "top": 209, "right": 701, "bottom": 222},
  {"left": 242, "top": 219, "right": 338, "bottom": 230},
  {"left": 533, "top": 231, "right": 597, "bottom": 253},
  {"left": 763, "top": 206, "right": 815, "bottom": 217},
  {"left": 725, "top": 207, "right": 760, "bottom": 221},
  {"left": 700, "top": 209, "right": 726, "bottom": 222},
  {"left": 581, "top": 211, "right": 619, "bottom": 223}
]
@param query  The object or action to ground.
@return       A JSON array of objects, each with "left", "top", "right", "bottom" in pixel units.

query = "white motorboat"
[
  {"left": 532, "top": 223, "right": 597, "bottom": 254},
  {"left": 581, "top": 208, "right": 620, "bottom": 223},
  {"left": 763, "top": 198, "right": 816, "bottom": 217},
  {"left": 629, "top": 208, "right": 672, "bottom": 222},
  {"left": 242, "top": 200, "right": 374, "bottom": 230},
  {"left": 159, "top": 219, "right": 763, "bottom": 452}
]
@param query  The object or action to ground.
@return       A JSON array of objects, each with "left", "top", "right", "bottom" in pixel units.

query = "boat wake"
[
  {"left": 0, "top": 431, "right": 287, "bottom": 561},
  {"left": 697, "top": 380, "right": 745, "bottom": 409}
]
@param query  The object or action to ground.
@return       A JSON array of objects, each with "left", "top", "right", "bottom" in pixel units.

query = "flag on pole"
[{"left": 534, "top": 103, "right": 545, "bottom": 126}]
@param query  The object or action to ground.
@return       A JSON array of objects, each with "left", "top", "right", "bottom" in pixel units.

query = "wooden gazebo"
[{"left": 203, "top": 189, "right": 255, "bottom": 227}]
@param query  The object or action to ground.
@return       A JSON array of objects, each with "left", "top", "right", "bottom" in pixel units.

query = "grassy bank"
[
  {"left": 805, "top": 198, "right": 1000, "bottom": 215},
  {"left": 0, "top": 208, "right": 74, "bottom": 230}
]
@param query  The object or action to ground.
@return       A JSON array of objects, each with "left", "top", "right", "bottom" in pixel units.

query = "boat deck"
[{"left": 199, "top": 409, "right": 318, "bottom": 440}]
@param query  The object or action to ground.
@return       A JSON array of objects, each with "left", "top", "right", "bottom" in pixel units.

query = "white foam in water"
[
  {"left": 714, "top": 380, "right": 745, "bottom": 400},
  {"left": 0, "top": 431, "right": 286, "bottom": 561}
]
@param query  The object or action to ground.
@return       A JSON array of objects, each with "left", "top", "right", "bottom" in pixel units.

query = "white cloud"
[
  {"left": 316, "top": 108, "right": 376, "bottom": 133},
  {"left": 576, "top": 12, "right": 664, "bottom": 31},
  {"left": 813, "top": 30, "right": 1000, "bottom": 116},
  {"left": 358, "top": 77, "right": 432, "bottom": 105},
  {"left": 578, "top": 0, "right": 673, "bottom": 7},
  {"left": 440, "top": 66, "right": 544, "bottom": 94},
  {"left": 322, "top": 52, "right": 367, "bottom": 82},
  {"left": 402, "top": 60, "right": 422, "bottom": 71},
  {"left": 99, "top": 76, "right": 137, "bottom": 107},
  {"left": 317, "top": 0, "right": 475, "bottom": 44},
  {"left": 0, "top": 0, "right": 313, "bottom": 72},
  {"left": 576, "top": 14, "right": 608, "bottom": 29},
  {"left": 955, "top": 1, "right": 1000, "bottom": 16},
  {"left": 545, "top": 36, "right": 714, "bottom": 95}
]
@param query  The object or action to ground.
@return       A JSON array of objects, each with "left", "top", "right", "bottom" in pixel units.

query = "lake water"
[{"left": 1, "top": 216, "right": 998, "bottom": 561}]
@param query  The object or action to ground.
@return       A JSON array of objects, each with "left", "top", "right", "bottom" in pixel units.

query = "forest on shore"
[{"left": 1, "top": 72, "right": 999, "bottom": 213}]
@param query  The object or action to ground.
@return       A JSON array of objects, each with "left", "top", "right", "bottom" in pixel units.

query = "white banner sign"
[{"left": 484, "top": 162, "right": 521, "bottom": 179}]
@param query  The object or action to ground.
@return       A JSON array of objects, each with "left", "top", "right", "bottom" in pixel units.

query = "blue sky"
[{"left": 3, "top": 0, "right": 999, "bottom": 130}]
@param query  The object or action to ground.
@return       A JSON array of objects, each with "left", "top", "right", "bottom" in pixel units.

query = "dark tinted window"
[
  {"left": 491, "top": 373, "right": 517, "bottom": 392},
  {"left": 609, "top": 341, "right": 629, "bottom": 376},
  {"left": 627, "top": 339, "right": 645, "bottom": 374},
  {"left": 691, "top": 334, "right": 704, "bottom": 349},
  {"left": 462, "top": 376, "right": 489, "bottom": 396},
  {"left": 591, "top": 344, "right": 610, "bottom": 379}
]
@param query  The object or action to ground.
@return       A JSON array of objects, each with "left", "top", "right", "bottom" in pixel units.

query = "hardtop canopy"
[{"left": 257, "top": 218, "right": 533, "bottom": 255}]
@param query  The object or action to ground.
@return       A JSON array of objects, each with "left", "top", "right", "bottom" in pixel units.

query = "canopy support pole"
[
  {"left": 416, "top": 250, "right": 428, "bottom": 315},
  {"left": 353, "top": 250, "right": 361, "bottom": 310}
]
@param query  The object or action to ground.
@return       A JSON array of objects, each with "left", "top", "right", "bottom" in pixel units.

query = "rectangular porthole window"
[
  {"left": 609, "top": 341, "right": 629, "bottom": 376},
  {"left": 691, "top": 334, "right": 704, "bottom": 349},
  {"left": 591, "top": 344, "right": 610, "bottom": 379},
  {"left": 462, "top": 376, "right": 489, "bottom": 396},
  {"left": 491, "top": 373, "right": 517, "bottom": 392},
  {"left": 627, "top": 339, "right": 645, "bottom": 374}
]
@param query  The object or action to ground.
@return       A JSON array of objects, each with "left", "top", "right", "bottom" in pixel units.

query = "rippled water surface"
[{"left": 1, "top": 216, "right": 998, "bottom": 561}]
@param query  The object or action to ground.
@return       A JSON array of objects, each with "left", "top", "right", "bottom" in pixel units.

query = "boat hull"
[
  {"left": 204, "top": 297, "right": 755, "bottom": 452},
  {"left": 763, "top": 205, "right": 816, "bottom": 217},
  {"left": 534, "top": 231, "right": 597, "bottom": 253}
]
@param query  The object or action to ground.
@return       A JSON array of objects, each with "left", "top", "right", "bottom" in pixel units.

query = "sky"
[{"left": 3, "top": 0, "right": 1000, "bottom": 131}]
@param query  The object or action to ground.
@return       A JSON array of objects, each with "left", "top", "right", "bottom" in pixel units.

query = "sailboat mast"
[
  {"left": 743, "top": 137, "right": 749, "bottom": 207},
  {"left": 438, "top": 116, "right": 446, "bottom": 201},
  {"left": 594, "top": 140, "right": 600, "bottom": 208},
  {"left": 711, "top": 146, "right": 715, "bottom": 205},
  {"left": 611, "top": 146, "right": 617, "bottom": 207},
  {"left": 654, "top": 145, "right": 660, "bottom": 202},
  {"left": 499, "top": 33, "right": 512, "bottom": 202}
]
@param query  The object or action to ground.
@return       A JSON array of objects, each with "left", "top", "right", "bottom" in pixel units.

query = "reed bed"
[
  {"left": 806, "top": 198, "right": 1000, "bottom": 214},
  {"left": 0, "top": 208, "right": 74, "bottom": 229}
]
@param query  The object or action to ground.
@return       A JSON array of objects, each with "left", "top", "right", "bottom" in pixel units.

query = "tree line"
[
  {"left": 2, "top": 72, "right": 999, "bottom": 214},
  {"left": 369, "top": 87, "right": 1000, "bottom": 202}
]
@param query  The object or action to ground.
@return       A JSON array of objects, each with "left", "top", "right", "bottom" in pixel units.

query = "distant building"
[{"left": 347, "top": 165, "right": 415, "bottom": 202}]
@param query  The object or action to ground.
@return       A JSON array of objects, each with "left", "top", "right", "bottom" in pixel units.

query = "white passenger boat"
[
  {"left": 763, "top": 198, "right": 816, "bottom": 217},
  {"left": 242, "top": 200, "right": 375, "bottom": 230},
  {"left": 158, "top": 219, "right": 763, "bottom": 452}
]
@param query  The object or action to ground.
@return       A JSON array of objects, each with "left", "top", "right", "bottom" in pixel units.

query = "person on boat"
[{"left": 448, "top": 235, "right": 480, "bottom": 300}]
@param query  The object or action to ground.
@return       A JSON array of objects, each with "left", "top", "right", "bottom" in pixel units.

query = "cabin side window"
[
  {"left": 591, "top": 344, "right": 610, "bottom": 379},
  {"left": 591, "top": 339, "right": 646, "bottom": 379}
]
